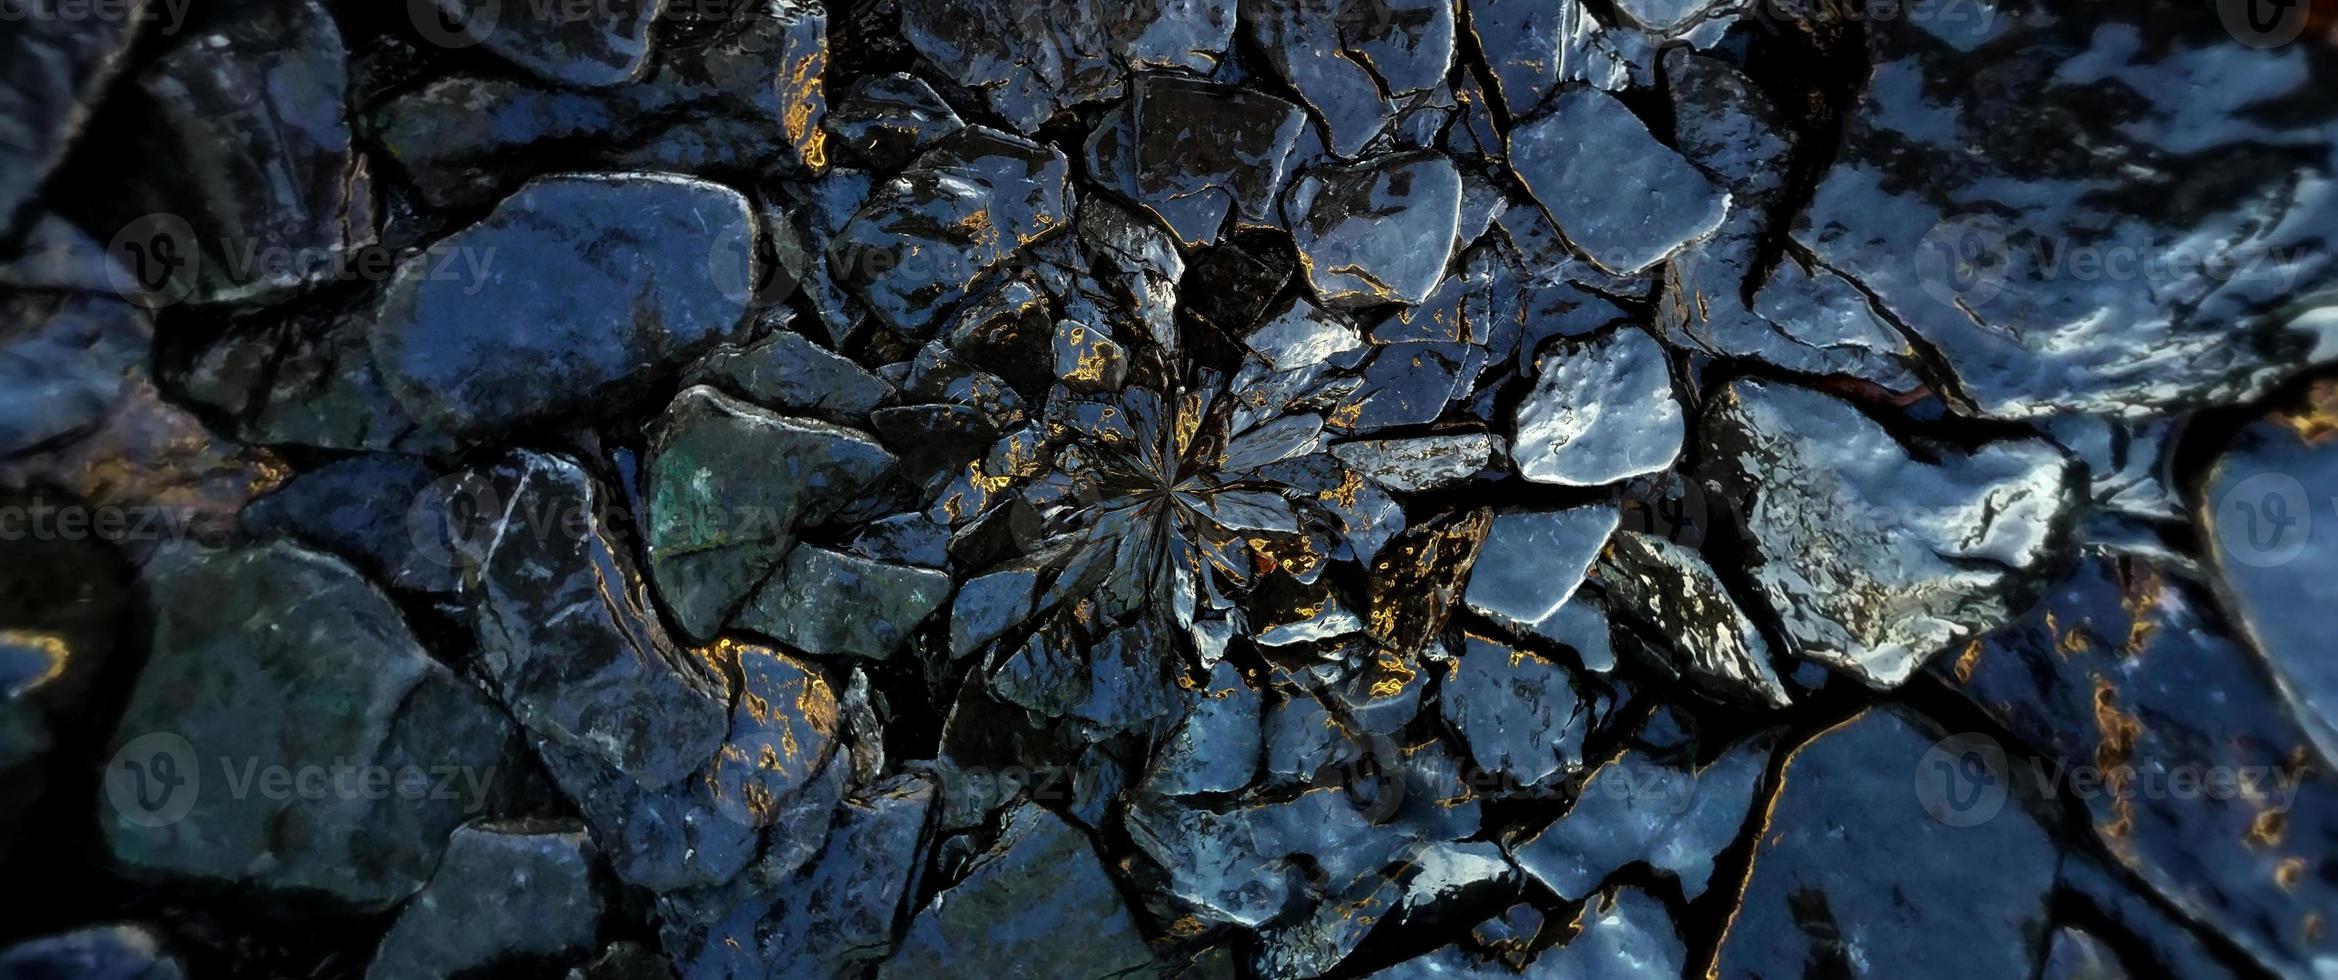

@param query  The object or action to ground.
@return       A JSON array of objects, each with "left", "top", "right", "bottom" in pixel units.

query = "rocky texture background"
[{"left": 1, "top": 0, "right": 2336, "bottom": 977}]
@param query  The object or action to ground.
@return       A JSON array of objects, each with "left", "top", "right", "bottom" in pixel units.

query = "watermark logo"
[
  {"left": 1915, "top": 213, "right": 2012, "bottom": 310},
  {"left": 407, "top": 471, "right": 507, "bottom": 573},
  {"left": 1915, "top": 732, "right": 2009, "bottom": 827},
  {"left": 708, "top": 218, "right": 797, "bottom": 311},
  {"left": 2213, "top": 471, "right": 2314, "bottom": 568},
  {"left": 105, "top": 732, "right": 200, "bottom": 828},
  {"left": 409, "top": 0, "right": 493, "bottom": 49},
  {"left": 2218, "top": 0, "right": 2309, "bottom": 47},
  {"left": 105, "top": 213, "right": 200, "bottom": 310}
]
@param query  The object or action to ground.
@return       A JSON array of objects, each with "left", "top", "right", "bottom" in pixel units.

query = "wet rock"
[
  {"left": 1512, "top": 327, "right": 1681, "bottom": 487},
  {"left": 366, "top": 820, "right": 604, "bottom": 980},
  {"left": 1792, "top": 1, "right": 2338, "bottom": 418},
  {"left": 125, "top": 0, "right": 373, "bottom": 306},
  {"left": 1464, "top": 506, "right": 1618, "bottom": 636},
  {"left": 1535, "top": 887, "right": 1686, "bottom": 976},
  {"left": 1244, "top": 0, "right": 1455, "bottom": 158},
  {"left": 0, "top": 1, "right": 149, "bottom": 239},
  {"left": 435, "top": 0, "right": 663, "bottom": 88},
  {"left": 1052, "top": 320, "right": 1129, "bottom": 392},
  {"left": 685, "top": 328, "right": 895, "bottom": 425},
  {"left": 1713, "top": 707, "right": 2060, "bottom": 977},
  {"left": 374, "top": 3, "right": 831, "bottom": 209},
  {"left": 1440, "top": 635, "right": 1588, "bottom": 786},
  {"left": 2043, "top": 928, "right": 2132, "bottom": 980},
  {"left": 0, "top": 925, "right": 183, "bottom": 980},
  {"left": 1509, "top": 726, "right": 1773, "bottom": 900},
  {"left": 1284, "top": 152, "right": 1463, "bottom": 309},
  {"left": 0, "top": 372, "right": 268, "bottom": 559},
  {"left": 1331, "top": 432, "right": 1502, "bottom": 493},
  {"left": 104, "top": 542, "right": 524, "bottom": 908},
  {"left": 180, "top": 295, "right": 455, "bottom": 454},
  {"left": 1508, "top": 88, "right": 1728, "bottom": 275},
  {"left": 1085, "top": 75, "right": 1308, "bottom": 248},
  {"left": 1147, "top": 660, "right": 1263, "bottom": 795},
  {"left": 1598, "top": 531, "right": 1791, "bottom": 708},
  {"left": 824, "top": 72, "right": 964, "bottom": 172},
  {"left": 467, "top": 451, "right": 729, "bottom": 789},
  {"left": 898, "top": 0, "right": 1234, "bottom": 133},
  {"left": 2201, "top": 386, "right": 2338, "bottom": 758},
  {"left": 828, "top": 128, "right": 1074, "bottom": 335},
  {"left": 1129, "top": 787, "right": 1418, "bottom": 930},
  {"left": 239, "top": 453, "right": 459, "bottom": 595},
  {"left": 0, "top": 222, "right": 150, "bottom": 457},
  {"left": 1464, "top": 0, "right": 1657, "bottom": 114},
  {"left": 737, "top": 544, "right": 953, "bottom": 660},
  {"left": 677, "top": 773, "right": 936, "bottom": 979},
  {"left": 1699, "top": 379, "right": 2079, "bottom": 688},
  {"left": 1944, "top": 553, "right": 2338, "bottom": 975},
  {"left": 881, "top": 801, "right": 1157, "bottom": 978},
  {"left": 645, "top": 386, "right": 897, "bottom": 642},
  {"left": 1655, "top": 49, "right": 1920, "bottom": 391},
  {"left": 368, "top": 174, "right": 756, "bottom": 439}
]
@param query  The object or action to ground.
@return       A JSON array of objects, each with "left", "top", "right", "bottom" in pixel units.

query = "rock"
[
  {"left": 1146, "top": 660, "right": 1263, "bottom": 795},
  {"left": 1511, "top": 327, "right": 1682, "bottom": 487},
  {"left": 466, "top": 452, "right": 730, "bottom": 790},
  {"left": 1331, "top": 432, "right": 1502, "bottom": 492},
  {"left": 434, "top": 0, "right": 664, "bottom": 88},
  {"left": 366, "top": 820, "right": 604, "bottom": 980},
  {"left": 368, "top": 174, "right": 756, "bottom": 439},
  {"left": 0, "top": 222, "right": 150, "bottom": 457},
  {"left": 2043, "top": 928, "right": 2133, "bottom": 980},
  {"left": 128, "top": 0, "right": 374, "bottom": 306},
  {"left": 1085, "top": 75, "right": 1308, "bottom": 247},
  {"left": 828, "top": 128, "right": 1074, "bottom": 335},
  {"left": 1944, "top": 553, "right": 2338, "bottom": 975},
  {"left": 0, "top": 1, "right": 150, "bottom": 239},
  {"left": 1699, "top": 379, "right": 2079, "bottom": 688},
  {"left": 1440, "top": 635, "right": 1588, "bottom": 786},
  {"left": 645, "top": 386, "right": 897, "bottom": 642},
  {"left": 1598, "top": 531, "right": 1791, "bottom": 709},
  {"left": 686, "top": 329, "right": 895, "bottom": 425},
  {"left": 103, "top": 543, "right": 524, "bottom": 908},
  {"left": 1284, "top": 152, "right": 1463, "bottom": 309},
  {"left": 374, "top": 3, "right": 830, "bottom": 209},
  {"left": 0, "top": 925, "right": 183, "bottom": 980},
  {"left": 1533, "top": 888, "right": 1686, "bottom": 976},
  {"left": 566, "top": 943, "right": 673, "bottom": 980},
  {"left": 1713, "top": 707, "right": 2060, "bottom": 977},
  {"left": 677, "top": 773, "right": 934, "bottom": 978},
  {"left": 239, "top": 453, "right": 460, "bottom": 595},
  {"left": 881, "top": 802, "right": 1157, "bottom": 978},
  {"left": 0, "top": 372, "right": 269, "bottom": 559},
  {"left": 737, "top": 545, "right": 953, "bottom": 660},
  {"left": 1243, "top": 0, "right": 1455, "bottom": 158},
  {"left": 1510, "top": 726, "right": 1773, "bottom": 900},
  {"left": 2200, "top": 384, "right": 2338, "bottom": 759},
  {"left": 1792, "top": 0, "right": 2338, "bottom": 418},
  {"left": 179, "top": 294, "right": 455, "bottom": 454},
  {"left": 898, "top": 0, "right": 1235, "bottom": 133},
  {"left": 1051, "top": 320, "right": 1128, "bottom": 392},
  {"left": 1464, "top": 506, "right": 1617, "bottom": 635},
  {"left": 824, "top": 72, "right": 964, "bottom": 172},
  {"left": 1508, "top": 88, "right": 1728, "bottom": 275}
]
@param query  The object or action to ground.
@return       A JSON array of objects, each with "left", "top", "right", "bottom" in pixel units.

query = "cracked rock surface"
[{"left": 2, "top": 0, "right": 2335, "bottom": 977}]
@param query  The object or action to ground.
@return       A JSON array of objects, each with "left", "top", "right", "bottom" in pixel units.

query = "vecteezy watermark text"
[
  {"left": 105, "top": 732, "right": 501, "bottom": 828},
  {"left": 1914, "top": 732, "right": 2307, "bottom": 828}
]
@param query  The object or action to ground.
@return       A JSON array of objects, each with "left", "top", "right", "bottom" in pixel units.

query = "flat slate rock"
[
  {"left": 880, "top": 801, "right": 1157, "bottom": 978},
  {"left": 1699, "top": 379, "right": 2079, "bottom": 688},
  {"left": 1244, "top": 0, "right": 1455, "bottom": 158},
  {"left": 367, "top": 820, "right": 605, "bottom": 980},
  {"left": 1512, "top": 327, "right": 1683, "bottom": 487},
  {"left": 1284, "top": 152, "right": 1463, "bottom": 309},
  {"left": 1085, "top": 75, "right": 1308, "bottom": 248},
  {"left": 435, "top": 0, "right": 665, "bottom": 88},
  {"left": 1463, "top": 505, "right": 1618, "bottom": 634},
  {"left": 1599, "top": 530, "right": 1791, "bottom": 709},
  {"left": 898, "top": 0, "right": 1234, "bottom": 133},
  {"left": 1508, "top": 88, "right": 1729, "bottom": 276},
  {"left": 369, "top": 174, "right": 756, "bottom": 440}
]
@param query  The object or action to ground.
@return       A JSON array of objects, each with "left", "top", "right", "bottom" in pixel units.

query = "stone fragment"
[
  {"left": 1085, "top": 75, "right": 1308, "bottom": 247},
  {"left": 824, "top": 72, "right": 964, "bottom": 172},
  {"left": 366, "top": 820, "right": 604, "bottom": 980},
  {"left": 1464, "top": 506, "right": 1617, "bottom": 634},
  {"left": 1510, "top": 727, "right": 1773, "bottom": 900},
  {"left": 368, "top": 174, "right": 755, "bottom": 439},
  {"left": 880, "top": 802, "right": 1157, "bottom": 978},
  {"left": 898, "top": 0, "right": 1235, "bottom": 133},
  {"left": 1508, "top": 88, "right": 1729, "bottom": 275},
  {"left": 1440, "top": 635, "right": 1588, "bottom": 786},
  {"left": 1599, "top": 531, "right": 1791, "bottom": 709},
  {"left": 1284, "top": 152, "right": 1463, "bottom": 309},
  {"left": 645, "top": 386, "right": 897, "bottom": 642},
  {"left": 686, "top": 329, "right": 895, "bottom": 425},
  {"left": 1147, "top": 660, "right": 1264, "bottom": 795},
  {"left": 1331, "top": 432, "right": 1502, "bottom": 493},
  {"left": 1244, "top": 0, "right": 1455, "bottom": 157},
  {"left": 0, "top": 1, "right": 149, "bottom": 238},
  {"left": 1792, "top": 1, "right": 2338, "bottom": 417},
  {"left": 466, "top": 452, "right": 729, "bottom": 789},
  {"left": 1713, "top": 707, "right": 2059, "bottom": 977},
  {"left": 737, "top": 545, "right": 953, "bottom": 660},
  {"left": 1699, "top": 379, "right": 2079, "bottom": 688},
  {"left": 828, "top": 128, "right": 1074, "bottom": 335},
  {"left": 104, "top": 543, "right": 523, "bottom": 908},
  {"left": 435, "top": 0, "right": 664, "bottom": 88},
  {"left": 0, "top": 925, "right": 183, "bottom": 980},
  {"left": 239, "top": 454, "right": 459, "bottom": 595},
  {"left": 1512, "top": 328, "right": 1682, "bottom": 487},
  {"left": 0, "top": 221, "right": 149, "bottom": 457}
]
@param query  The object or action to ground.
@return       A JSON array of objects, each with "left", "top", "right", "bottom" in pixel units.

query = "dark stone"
[
  {"left": 736, "top": 544, "right": 953, "bottom": 660},
  {"left": 1508, "top": 87, "right": 1729, "bottom": 276},
  {"left": 1284, "top": 152, "right": 1463, "bottom": 309},
  {"left": 1086, "top": 75, "right": 1308, "bottom": 248},
  {"left": 239, "top": 453, "right": 460, "bottom": 595},
  {"left": 368, "top": 174, "right": 756, "bottom": 439},
  {"left": 1598, "top": 530, "right": 1791, "bottom": 709},
  {"left": 881, "top": 801, "right": 1158, "bottom": 978},
  {"left": 898, "top": 0, "right": 1235, "bottom": 133},
  {"left": 1512, "top": 327, "right": 1682, "bottom": 487},
  {"left": 1463, "top": 505, "right": 1617, "bottom": 636},
  {"left": 824, "top": 72, "right": 964, "bottom": 172},
  {"left": 0, "top": 1, "right": 149, "bottom": 239},
  {"left": 366, "top": 820, "right": 605, "bottom": 980},
  {"left": 1510, "top": 724, "right": 1774, "bottom": 900},
  {"left": 0, "top": 220, "right": 149, "bottom": 457},
  {"left": 0, "top": 926, "right": 183, "bottom": 980},
  {"left": 434, "top": 0, "right": 662, "bottom": 88},
  {"left": 1243, "top": 0, "right": 1455, "bottom": 158},
  {"left": 685, "top": 328, "right": 896, "bottom": 425},
  {"left": 1440, "top": 634, "right": 1588, "bottom": 786},
  {"left": 103, "top": 542, "right": 525, "bottom": 908}
]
